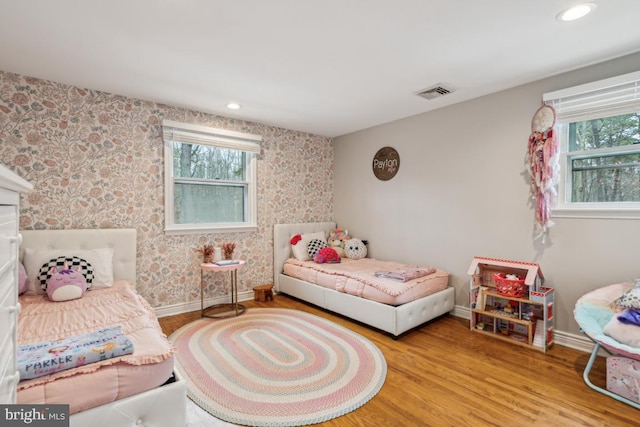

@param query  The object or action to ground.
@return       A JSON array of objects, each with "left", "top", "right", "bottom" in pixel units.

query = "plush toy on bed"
[
  {"left": 344, "top": 238, "right": 367, "bottom": 259},
  {"left": 328, "top": 228, "right": 350, "bottom": 257},
  {"left": 46, "top": 262, "right": 88, "bottom": 302},
  {"left": 313, "top": 247, "right": 341, "bottom": 264}
]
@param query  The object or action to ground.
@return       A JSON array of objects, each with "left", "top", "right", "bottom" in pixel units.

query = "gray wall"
[{"left": 333, "top": 52, "right": 640, "bottom": 336}]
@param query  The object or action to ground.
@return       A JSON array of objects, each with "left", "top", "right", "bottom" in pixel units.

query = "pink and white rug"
[{"left": 170, "top": 308, "right": 387, "bottom": 426}]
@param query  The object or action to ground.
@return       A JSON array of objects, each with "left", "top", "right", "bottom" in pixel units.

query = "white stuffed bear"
[{"left": 344, "top": 238, "right": 367, "bottom": 259}]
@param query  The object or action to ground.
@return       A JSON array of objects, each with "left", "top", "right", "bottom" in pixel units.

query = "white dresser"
[{"left": 0, "top": 164, "right": 32, "bottom": 404}]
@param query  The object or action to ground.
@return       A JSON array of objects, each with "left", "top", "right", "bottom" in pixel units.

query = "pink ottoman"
[{"left": 607, "top": 356, "right": 640, "bottom": 404}]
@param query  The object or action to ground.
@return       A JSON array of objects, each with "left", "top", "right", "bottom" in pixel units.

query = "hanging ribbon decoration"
[{"left": 526, "top": 104, "right": 559, "bottom": 241}]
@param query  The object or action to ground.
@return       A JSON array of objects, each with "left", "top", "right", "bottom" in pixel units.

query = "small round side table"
[{"left": 200, "top": 260, "right": 246, "bottom": 318}]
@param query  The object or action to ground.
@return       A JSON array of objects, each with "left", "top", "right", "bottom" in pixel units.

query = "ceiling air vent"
[{"left": 417, "top": 84, "right": 454, "bottom": 100}]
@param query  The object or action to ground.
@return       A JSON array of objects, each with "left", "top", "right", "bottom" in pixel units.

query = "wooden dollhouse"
[{"left": 468, "top": 256, "right": 554, "bottom": 352}]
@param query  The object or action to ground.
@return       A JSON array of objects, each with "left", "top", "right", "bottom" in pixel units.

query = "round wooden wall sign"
[{"left": 372, "top": 146, "right": 400, "bottom": 181}]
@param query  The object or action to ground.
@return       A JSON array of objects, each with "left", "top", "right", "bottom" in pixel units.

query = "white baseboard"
[
  {"left": 156, "top": 299, "right": 599, "bottom": 355},
  {"left": 450, "top": 305, "right": 471, "bottom": 320},
  {"left": 155, "top": 290, "right": 254, "bottom": 318}
]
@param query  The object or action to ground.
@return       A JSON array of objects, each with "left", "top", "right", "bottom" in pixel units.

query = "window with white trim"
[
  {"left": 162, "top": 120, "right": 261, "bottom": 233},
  {"left": 544, "top": 71, "right": 640, "bottom": 219}
]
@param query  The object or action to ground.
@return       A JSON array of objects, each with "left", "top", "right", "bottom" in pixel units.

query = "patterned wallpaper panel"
[{"left": 0, "top": 70, "right": 333, "bottom": 308}]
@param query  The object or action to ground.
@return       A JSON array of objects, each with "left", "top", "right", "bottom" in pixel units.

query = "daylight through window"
[
  {"left": 162, "top": 120, "right": 261, "bottom": 233},
  {"left": 544, "top": 71, "right": 640, "bottom": 218}
]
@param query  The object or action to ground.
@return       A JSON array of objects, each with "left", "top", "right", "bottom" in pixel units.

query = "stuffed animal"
[
  {"left": 313, "top": 247, "right": 341, "bottom": 264},
  {"left": 46, "top": 262, "right": 87, "bottom": 302},
  {"left": 344, "top": 238, "right": 367, "bottom": 260},
  {"left": 328, "top": 228, "right": 350, "bottom": 257}
]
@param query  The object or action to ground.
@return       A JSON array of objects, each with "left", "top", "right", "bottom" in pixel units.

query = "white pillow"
[
  {"left": 344, "top": 238, "right": 367, "bottom": 260},
  {"left": 603, "top": 314, "right": 640, "bottom": 348},
  {"left": 291, "top": 231, "right": 326, "bottom": 261},
  {"left": 23, "top": 248, "right": 115, "bottom": 295}
]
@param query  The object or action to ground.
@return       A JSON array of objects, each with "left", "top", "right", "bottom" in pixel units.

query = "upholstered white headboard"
[
  {"left": 273, "top": 222, "right": 335, "bottom": 290},
  {"left": 19, "top": 228, "right": 137, "bottom": 284}
]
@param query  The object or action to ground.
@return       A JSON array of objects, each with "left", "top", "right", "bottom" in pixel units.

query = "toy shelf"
[
  {"left": 472, "top": 307, "right": 533, "bottom": 326},
  {"left": 468, "top": 256, "right": 554, "bottom": 352},
  {"left": 483, "top": 289, "right": 532, "bottom": 304}
]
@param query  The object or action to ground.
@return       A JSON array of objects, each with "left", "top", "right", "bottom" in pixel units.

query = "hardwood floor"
[{"left": 159, "top": 295, "right": 638, "bottom": 427}]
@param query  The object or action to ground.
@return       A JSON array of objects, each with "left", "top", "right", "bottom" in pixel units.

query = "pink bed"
[
  {"left": 283, "top": 258, "right": 449, "bottom": 306},
  {"left": 17, "top": 281, "right": 175, "bottom": 415}
]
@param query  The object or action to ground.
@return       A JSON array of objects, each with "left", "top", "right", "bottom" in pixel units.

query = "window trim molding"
[
  {"left": 546, "top": 72, "right": 640, "bottom": 220},
  {"left": 162, "top": 120, "right": 261, "bottom": 234},
  {"left": 543, "top": 70, "right": 640, "bottom": 105},
  {"left": 162, "top": 120, "right": 262, "bottom": 150},
  {"left": 551, "top": 206, "right": 640, "bottom": 220}
]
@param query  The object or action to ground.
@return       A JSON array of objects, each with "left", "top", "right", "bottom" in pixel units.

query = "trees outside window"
[
  {"left": 544, "top": 71, "right": 640, "bottom": 218},
  {"left": 163, "top": 121, "right": 260, "bottom": 233},
  {"left": 173, "top": 143, "right": 247, "bottom": 224},
  {"left": 566, "top": 113, "right": 640, "bottom": 203}
]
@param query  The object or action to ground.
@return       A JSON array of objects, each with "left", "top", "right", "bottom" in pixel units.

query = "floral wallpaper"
[{"left": 0, "top": 70, "right": 333, "bottom": 308}]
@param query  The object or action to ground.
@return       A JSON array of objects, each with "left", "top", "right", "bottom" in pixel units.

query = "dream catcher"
[{"left": 526, "top": 104, "right": 559, "bottom": 241}]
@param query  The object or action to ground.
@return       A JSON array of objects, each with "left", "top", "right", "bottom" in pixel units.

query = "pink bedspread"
[
  {"left": 17, "top": 281, "right": 174, "bottom": 414},
  {"left": 283, "top": 258, "right": 449, "bottom": 305}
]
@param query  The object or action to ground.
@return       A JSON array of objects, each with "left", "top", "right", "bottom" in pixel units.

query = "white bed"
[
  {"left": 273, "top": 222, "right": 455, "bottom": 338},
  {"left": 19, "top": 228, "right": 186, "bottom": 427}
]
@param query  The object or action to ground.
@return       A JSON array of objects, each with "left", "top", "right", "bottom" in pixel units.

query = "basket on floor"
[{"left": 493, "top": 273, "right": 526, "bottom": 298}]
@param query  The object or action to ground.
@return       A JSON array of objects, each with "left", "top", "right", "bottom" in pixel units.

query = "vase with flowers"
[
  {"left": 222, "top": 242, "right": 236, "bottom": 260},
  {"left": 194, "top": 244, "right": 215, "bottom": 263}
]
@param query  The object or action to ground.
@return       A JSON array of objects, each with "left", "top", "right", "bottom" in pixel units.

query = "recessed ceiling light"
[
  {"left": 226, "top": 103, "right": 241, "bottom": 110},
  {"left": 557, "top": 3, "right": 597, "bottom": 21}
]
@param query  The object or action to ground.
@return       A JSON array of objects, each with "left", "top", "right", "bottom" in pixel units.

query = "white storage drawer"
[
  {"left": 0, "top": 164, "right": 33, "bottom": 404},
  {"left": 0, "top": 205, "right": 16, "bottom": 230},
  {"left": 0, "top": 343, "right": 16, "bottom": 389},
  {"left": 0, "top": 205, "right": 18, "bottom": 271},
  {"left": 0, "top": 270, "right": 18, "bottom": 405},
  {"left": 0, "top": 271, "right": 18, "bottom": 367},
  {"left": 0, "top": 370, "right": 19, "bottom": 404},
  {"left": 0, "top": 257, "right": 15, "bottom": 304}
]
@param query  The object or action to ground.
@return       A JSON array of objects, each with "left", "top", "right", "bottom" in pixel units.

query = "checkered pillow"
[
  {"left": 38, "top": 257, "right": 94, "bottom": 291},
  {"left": 307, "top": 239, "right": 328, "bottom": 259}
]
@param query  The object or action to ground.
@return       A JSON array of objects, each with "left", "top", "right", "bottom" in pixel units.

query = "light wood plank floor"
[{"left": 159, "top": 295, "right": 638, "bottom": 427}]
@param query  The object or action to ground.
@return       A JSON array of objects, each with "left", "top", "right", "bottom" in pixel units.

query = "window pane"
[
  {"left": 571, "top": 152, "right": 640, "bottom": 202},
  {"left": 174, "top": 183, "right": 246, "bottom": 224},
  {"left": 173, "top": 143, "right": 246, "bottom": 181},
  {"left": 569, "top": 113, "right": 640, "bottom": 152}
]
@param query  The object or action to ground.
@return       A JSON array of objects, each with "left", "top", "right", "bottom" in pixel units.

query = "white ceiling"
[{"left": 1, "top": 1, "right": 639, "bottom": 138}]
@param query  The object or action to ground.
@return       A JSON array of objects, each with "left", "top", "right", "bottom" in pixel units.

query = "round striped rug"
[{"left": 169, "top": 308, "right": 387, "bottom": 426}]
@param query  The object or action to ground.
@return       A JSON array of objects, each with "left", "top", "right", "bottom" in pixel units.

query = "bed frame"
[
  {"left": 19, "top": 228, "right": 187, "bottom": 427},
  {"left": 273, "top": 222, "right": 455, "bottom": 338}
]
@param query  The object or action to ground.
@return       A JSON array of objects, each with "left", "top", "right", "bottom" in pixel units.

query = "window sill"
[
  {"left": 165, "top": 225, "right": 258, "bottom": 235},
  {"left": 552, "top": 207, "right": 640, "bottom": 220}
]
